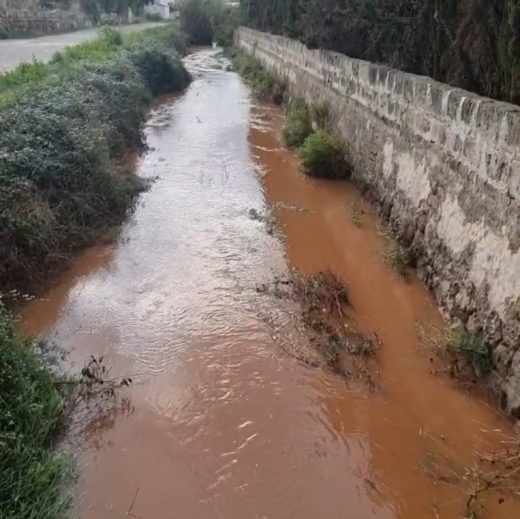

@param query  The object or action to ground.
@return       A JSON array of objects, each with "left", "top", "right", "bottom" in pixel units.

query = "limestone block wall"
[{"left": 235, "top": 27, "right": 520, "bottom": 414}]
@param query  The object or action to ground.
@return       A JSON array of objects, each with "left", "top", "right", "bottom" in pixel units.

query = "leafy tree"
[{"left": 240, "top": 0, "right": 520, "bottom": 104}]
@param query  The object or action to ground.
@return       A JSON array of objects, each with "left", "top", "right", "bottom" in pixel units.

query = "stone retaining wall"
[{"left": 235, "top": 27, "right": 520, "bottom": 415}]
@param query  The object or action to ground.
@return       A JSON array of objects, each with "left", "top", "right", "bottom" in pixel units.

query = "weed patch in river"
[
  {"left": 420, "top": 428, "right": 520, "bottom": 518},
  {"left": 381, "top": 240, "right": 409, "bottom": 277},
  {"left": 447, "top": 330, "right": 493, "bottom": 376},
  {"left": 257, "top": 270, "right": 379, "bottom": 387}
]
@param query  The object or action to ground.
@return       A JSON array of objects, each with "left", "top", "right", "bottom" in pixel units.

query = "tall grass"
[{"left": 0, "top": 307, "right": 71, "bottom": 519}]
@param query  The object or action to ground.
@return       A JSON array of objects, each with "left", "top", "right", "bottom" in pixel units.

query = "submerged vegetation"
[
  {"left": 259, "top": 270, "right": 379, "bottom": 384},
  {"left": 0, "top": 26, "right": 190, "bottom": 290},
  {"left": 381, "top": 240, "right": 409, "bottom": 277}
]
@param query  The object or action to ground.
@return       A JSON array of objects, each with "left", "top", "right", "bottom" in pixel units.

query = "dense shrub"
[
  {"left": 0, "top": 307, "right": 70, "bottom": 519},
  {"left": 179, "top": 0, "right": 240, "bottom": 47},
  {"left": 0, "top": 28, "right": 190, "bottom": 288},
  {"left": 299, "top": 130, "right": 350, "bottom": 179},
  {"left": 127, "top": 41, "right": 191, "bottom": 95},
  {"left": 240, "top": 0, "right": 520, "bottom": 105},
  {"left": 179, "top": 0, "right": 215, "bottom": 44}
]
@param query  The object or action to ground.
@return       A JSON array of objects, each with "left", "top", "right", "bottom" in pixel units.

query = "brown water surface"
[{"left": 19, "top": 48, "right": 520, "bottom": 519}]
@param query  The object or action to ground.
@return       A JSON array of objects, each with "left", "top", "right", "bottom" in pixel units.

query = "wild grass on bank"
[
  {"left": 230, "top": 49, "right": 285, "bottom": 104},
  {"left": 0, "top": 25, "right": 190, "bottom": 290},
  {"left": 0, "top": 307, "right": 71, "bottom": 519},
  {"left": 0, "top": 25, "right": 187, "bottom": 104}
]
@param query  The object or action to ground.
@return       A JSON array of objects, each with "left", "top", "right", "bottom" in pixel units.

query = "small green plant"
[
  {"left": 382, "top": 241, "right": 408, "bottom": 276},
  {"left": 447, "top": 330, "right": 493, "bottom": 374},
  {"left": 282, "top": 101, "right": 313, "bottom": 148},
  {"left": 299, "top": 130, "right": 350, "bottom": 179}
]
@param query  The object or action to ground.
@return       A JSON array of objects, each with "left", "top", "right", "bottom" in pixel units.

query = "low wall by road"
[
  {"left": 0, "top": 0, "right": 88, "bottom": 35},
  {"left": 235, "top": 27, "right": 520, "bottom": 414}
]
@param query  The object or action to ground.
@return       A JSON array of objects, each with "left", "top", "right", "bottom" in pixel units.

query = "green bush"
[
  {"left": 179, "top": 0, "right": 214, "bottom": 45},
  {"left": 299, "top": 130, "right": 350, "bottom": 179},
  {"left": 0, "top": 27, "right": 190, "bottom": 288},
  {"left": 0, "top": 307, "right": 70, "bottom": 519},
  {"left": 127, "top": 41, "right": 191, "bottom": 95},
  {"left": 0, "top": 25, "right": 188, "bottom": 102},
  {"left": 282, "top": 101, "right": 313, "bottom": 148}
]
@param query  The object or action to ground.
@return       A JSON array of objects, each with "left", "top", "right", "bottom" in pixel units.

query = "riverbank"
[{"left": 0, "top": 24, "right": 190, "bottom": 519}]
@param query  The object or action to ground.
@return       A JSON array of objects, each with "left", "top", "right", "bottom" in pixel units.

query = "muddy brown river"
[{"left": 19, "top": 49, "right": 520, "bottom": 518}]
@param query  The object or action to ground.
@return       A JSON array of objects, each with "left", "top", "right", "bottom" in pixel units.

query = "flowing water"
[{"left": 19, "top": 49, "right": 520, "bottom": 518}]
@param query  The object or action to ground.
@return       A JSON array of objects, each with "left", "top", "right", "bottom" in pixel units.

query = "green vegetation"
[
  {"left": 447, "top": 329, "right": 493, "bottom": 374},
  {"left": 230, "top": 49, "right": 285, "bottom": 103},
  {"left": 0, "top": 26, "right": 187, "bottom": 103},
  {"left": 179, "top": 0, "right": 214, "bottom": 44},
  {"left": 240, "top": 0, "right": 520, "bottom": 105},
  {"left": 231, "top": 52, "right": 348, "bottom": 179},
  {"left": 381, "top": 241, "right": 408, "bottom": 277},
  {"left": 299, "top": 130, "right": 350, "bottom": 179},
  {"left": 0, "top": 307, "right": 70, "bottom": 519},
  {"left": 0, "top": 26, "right": 190, "bottom": 289},
  {"left": 179, "top": 0, "right": 240, "bottom": 46},
  {"left": 282, "top": 100, "right": 330, "bottom": 148},
  {"left": 282, "top": 101, "right": 312, "bottom": 147}
]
